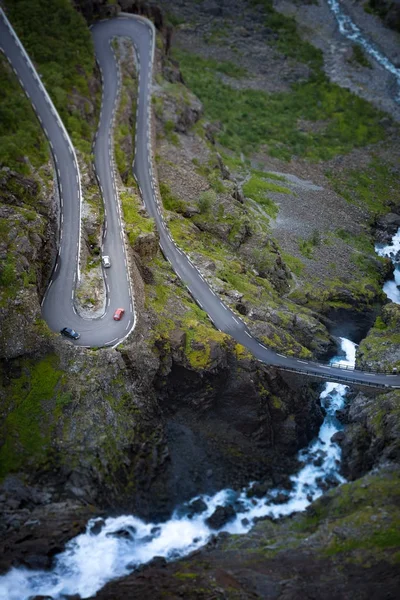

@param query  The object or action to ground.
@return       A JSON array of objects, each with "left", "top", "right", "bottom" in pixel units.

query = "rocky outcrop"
[
  {"left": 0, "top": 478, "right": 96, "bottom": 574},
  {"left": 339, "top": 389, "right": 400, "bottom": 480},
  {"left": 356, "top": 303, "right": 400, "bottom": 370},
  {"left": 0, "top": 168, "right": 57, "bottom": 359},
  {"left": 150, "top": 341, "right": 323, "bottom": 508},
  {"left": 374, "top": 212, "right": 400, "bottom": 243},
  {"left": 365, "top": 0, "right": 400, "bottom": 32}
]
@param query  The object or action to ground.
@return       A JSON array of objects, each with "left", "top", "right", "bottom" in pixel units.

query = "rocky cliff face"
[
  {"left": 364, "top": 0, "right": 400, "bottom": 32},
  {"left": 1, "top": 0, "right": 400, "bottom": 596}
]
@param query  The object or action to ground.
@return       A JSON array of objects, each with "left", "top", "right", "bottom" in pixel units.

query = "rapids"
[
  {"left": 0, "top": 339, "right": 356, "bottom": 600},
  {"left": 376, "top": 228, "right": 400, "bottom": 304}
]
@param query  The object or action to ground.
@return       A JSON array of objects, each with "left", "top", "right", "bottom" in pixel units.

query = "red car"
[{"left": 113, "top": 308, "right": 125, "bottom": 321}]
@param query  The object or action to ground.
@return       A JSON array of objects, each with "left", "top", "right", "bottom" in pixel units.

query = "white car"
[{"left": 102, "top": 255, "right": 111, "bottom": 268}]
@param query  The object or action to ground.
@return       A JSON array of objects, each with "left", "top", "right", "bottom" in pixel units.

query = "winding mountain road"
[{"left": 1, "top": 9, "right": 399, "bottom": 389}]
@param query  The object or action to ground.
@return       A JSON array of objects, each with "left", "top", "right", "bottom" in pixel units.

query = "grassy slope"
[
  {"left": 3, "top": 0, "right": 96, "bottom": 155},
  {"left": 165, "top": 0, "right": 399, "bottom": 317}
]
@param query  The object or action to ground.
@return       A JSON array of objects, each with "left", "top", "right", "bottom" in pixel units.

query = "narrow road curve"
[
  {"left": 1, "top": 9, "right": 399, "bottom": 389},
  {"left": 0, "top": 8, "right": 136, "bottom": 348}
]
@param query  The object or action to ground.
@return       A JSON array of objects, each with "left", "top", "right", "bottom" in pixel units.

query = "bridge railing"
[
  {"left": 326, "top": 361, "right": 396, "bottom": 375},
  {"left": 274, "top": 365, "right": 398, "bottom": 389}
]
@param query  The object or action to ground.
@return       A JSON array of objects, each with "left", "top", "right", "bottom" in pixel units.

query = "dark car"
[
  {"left": 113, "top": 308, "right": 125, "bottom": 321},
  {"left": 60, "top": 327, "right": 80, "bottom": 340}
]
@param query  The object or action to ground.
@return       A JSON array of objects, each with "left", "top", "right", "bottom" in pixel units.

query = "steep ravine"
[{"left": 0, "top": 0, "right": 399, "bottom": 598}]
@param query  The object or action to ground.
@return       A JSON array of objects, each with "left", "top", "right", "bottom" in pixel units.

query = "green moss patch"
[
  {"left": 174, "top": 48, "right": 387, "bottom": 161},
  {"left": 243, "top": 175, "right": 290, "bottom": 219},
  {"left": 0, "top": 354, "right": 68, "bottom": 479},
  {"left": 120, "top": 190, "right": 155, "bottom": 247},
  {"left": 327, "top": 159, "right": 400, "bottom": 217}
]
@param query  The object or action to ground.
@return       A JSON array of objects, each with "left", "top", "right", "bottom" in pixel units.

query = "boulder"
[
  {"left": 106, "top": 526, "right": 136, "bottom": 540},
  {"left": 205, "top": 505, "right": 236, "bottom": 530},
  {"left": 89, "top": 518, "right": 106, "bottom": 535},
  {"left": 188, "top": 498, "right": 208, "bottom": 516}
]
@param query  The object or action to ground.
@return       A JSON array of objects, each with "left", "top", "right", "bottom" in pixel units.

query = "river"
[
  {"left": 327, "top": 0, "right": 400, "bottom": 102},
  {"left": 1, "top": 1, "right": 399, "bottom": 597},
  {"left": 0, "top": 338, "right": 356, "bottom": 599}
]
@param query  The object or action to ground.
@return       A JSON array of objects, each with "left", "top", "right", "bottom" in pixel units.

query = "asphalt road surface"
[{"left": 1, "top": 9, "right": 399, "bottom": 389}]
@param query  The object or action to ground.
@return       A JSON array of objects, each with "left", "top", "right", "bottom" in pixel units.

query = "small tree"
[{"left": 197, "top": 190, "right": 216, "bottom": 214}]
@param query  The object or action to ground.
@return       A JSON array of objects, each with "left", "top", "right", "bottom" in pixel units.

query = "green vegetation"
[
  {"left": 197, "top": 189, "right": 215, "bottom": 214},
  {"left": 0, "top": 190, "right": 46, "bottom": 308},
  {"left": 0, "top": 355, "right": 67, "bottom": 479},
  {"left": 336, "top": 229, "right": 375, "bottom": 253},
  {"left": 145, "top": 259, "right": 229, "bottom": 370},
  {"left": 350, "top": 44, "right": 372, "bottom": 68},
  {"left": 298, "top": 229, "right": 321, "bottom": 259},
  {"left": 175, "top": 48, "right": 386, "bottom": 161},
  {"left": 250, "top": 0, "right": 323, "bottom": 70},
  {"left": 327, "top": 160, "right": 400, "bottom": 217},
  {"left": 174, "top": 0, "right": 391, "bottom": 164},
  {"left": 357, "top": 304, "right": 400, "bottom": 371},
  {"left": 120, "top": 190, "right": 155, "bottom": 246},
  {"left": 112, "top": 38, "right": 138, "bottom": 184},
  {"left": 220, "top": 468, "right": 400, "bottom": 563},
  {"left": 243, "top": 174, "right": 290, "bottom": 219},
  {"left": 282, "top": 252, "right": 305, "bottom": 276},
  {"left": 251, "top": 168, "right": 287, "bottom": 182},
  {"left": 4, "top": 0, "right": 97, "bottom": 155},
  {"left": 159, "top": 181, "right": 186, "bottom": 213},
  {"left": 0, "top": 56, "right": 49, "bottom": 172}
]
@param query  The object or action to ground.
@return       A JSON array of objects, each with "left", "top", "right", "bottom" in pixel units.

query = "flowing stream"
[
  {"left": 0, "top": 338, "right": 356, "bottom": 600},
  {"left": 376, "top": 228, "right": 400, "bottom": 304},
  {"left": 1, "top": 4, "right": 398, "bottom": 597},
  {"left": 327, "top": 0, "right": 400, "bottom": 102}
]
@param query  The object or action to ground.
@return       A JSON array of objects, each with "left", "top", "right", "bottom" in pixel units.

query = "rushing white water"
[
  {"left": 327, "top": 0, "right": 400, "bottom": 102},
  {"left": 0, "top": 338, "right": 356, "bottom": 600},
  {"left": 376, "top": 228, "right": 400, "bottom": 304}
]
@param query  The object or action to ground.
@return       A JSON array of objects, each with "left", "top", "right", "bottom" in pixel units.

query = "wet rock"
[
  {"left": 22, "top": 553, "right": 52, "bottom": 570},
  {"left": 375, "top": 212, "right": 400, "bottom": 243},
  {"left": 151, "top": 526, "right": 161, "bottom": 536},
  {"left": 205, "top": 505, "right": 236, "bottom": 530},
  {"left": 331, "top": 431, "right": 345, "bottom": 444},
  {"left": 232, "top": 500, "right": 248, "bottom": 513},
  {"left": 270, "top": 492, "right": 288, "bottom": 505},
  {"left": 325, "top": 475, "right": 340, "bottom": 488},
  {"left": 188, "top": 498, "right": 208, "bottom": 516},
  {"left": 246, "top": 480, "right": 271, "bottom": 499},
  {"left": 89, "top": 519, "right": 106, "bottom": 535},
  {"left": 147, "top": 556, "right": 167, "bottom": 569},
  {"left": 106, "top": 526, "right": 136, "bottom": 540}
]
